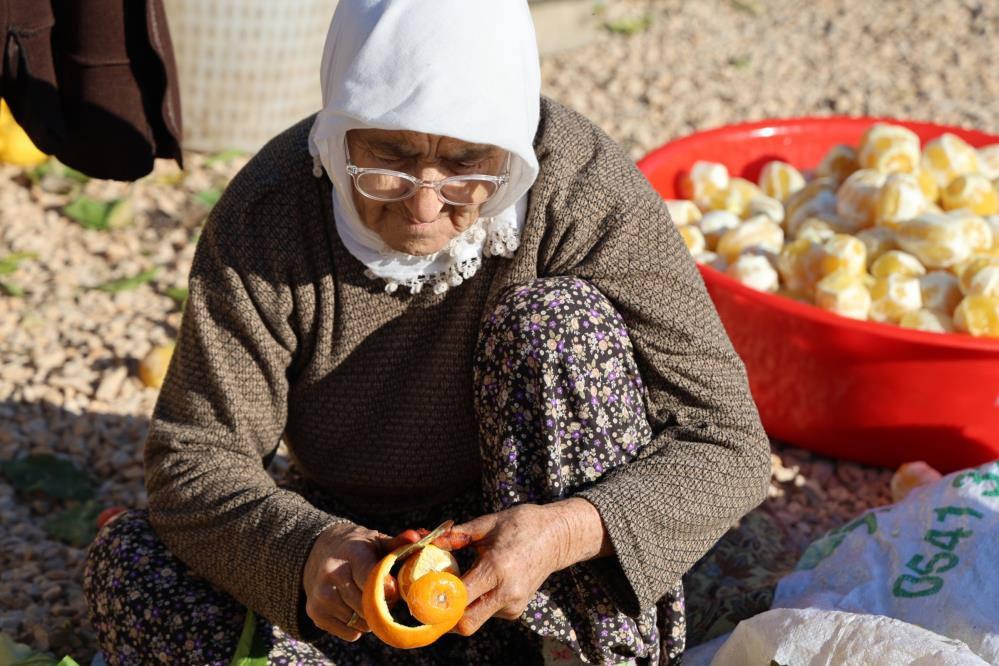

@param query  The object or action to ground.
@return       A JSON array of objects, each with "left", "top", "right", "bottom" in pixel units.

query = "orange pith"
[
  {"left": 361, "top": 543, "right": 469, "bottom": 649},
  {"left": 397, "top": 545, "right": 460, "bottom": 603}
]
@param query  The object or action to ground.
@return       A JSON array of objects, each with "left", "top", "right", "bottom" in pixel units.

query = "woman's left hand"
[{"left": 448, "top": 498, "right": 605, "bottom": 636}]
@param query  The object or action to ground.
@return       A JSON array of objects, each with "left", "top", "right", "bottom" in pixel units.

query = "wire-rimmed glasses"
[{"left": 344, "top": 141, "right": 509, "bottom": 206}]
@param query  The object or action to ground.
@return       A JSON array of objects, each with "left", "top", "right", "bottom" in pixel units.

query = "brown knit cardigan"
[{"left": 143, "top": 97, "right": 771, "bottom": 641}]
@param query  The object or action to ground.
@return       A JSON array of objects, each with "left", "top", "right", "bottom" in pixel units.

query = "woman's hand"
[
  {"left": 302, "top": 522, "right": 418, "bottom": 641},
  {"left": 449, "top": 498, "right": 611, "bottom": 636}
]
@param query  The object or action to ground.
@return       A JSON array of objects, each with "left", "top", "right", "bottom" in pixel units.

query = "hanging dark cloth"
[{"left": 1, "top": 0, "right": 182, "bottom": 180}]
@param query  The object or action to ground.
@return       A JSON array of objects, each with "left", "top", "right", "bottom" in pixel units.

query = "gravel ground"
[{"left": 1, "top": 0, "right": 994, "bottom": 661}]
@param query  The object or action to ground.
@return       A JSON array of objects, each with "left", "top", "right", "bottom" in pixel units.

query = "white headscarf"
[{"left": 308, "top": 0, "right": 541, "bottom": 294}]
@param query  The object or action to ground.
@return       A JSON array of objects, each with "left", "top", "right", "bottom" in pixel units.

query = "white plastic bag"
[
  {"left": 684, "top": 607, "right": 987, "bottom": 665},
  {"left": 772, "top": 459, "right": 999, "bottom": 662}
]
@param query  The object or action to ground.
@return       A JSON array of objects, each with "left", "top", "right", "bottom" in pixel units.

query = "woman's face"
[{"left": 345, "top": 129, "right": 507, "bottom": 256}]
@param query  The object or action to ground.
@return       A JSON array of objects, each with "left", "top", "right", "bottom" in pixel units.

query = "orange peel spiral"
[{"left": 361, "top": 543, "right": 469, "bottom": 649}]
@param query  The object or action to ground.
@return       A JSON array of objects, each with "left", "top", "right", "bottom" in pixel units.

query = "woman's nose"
[{"left": 405, "top": 169, "right": 447, "bottom": 222}]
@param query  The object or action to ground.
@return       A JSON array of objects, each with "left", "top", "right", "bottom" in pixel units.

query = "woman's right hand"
[{"left": 302, "top": 522, "right": 419, "bottom": 641}]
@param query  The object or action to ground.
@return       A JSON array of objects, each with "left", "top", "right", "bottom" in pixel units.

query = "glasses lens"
[
  {"left": 355, "top": 172, "right": 415, "bottom": 201},
  {"left": 440, "top": 178, "right": 500, "bottom": 205}
]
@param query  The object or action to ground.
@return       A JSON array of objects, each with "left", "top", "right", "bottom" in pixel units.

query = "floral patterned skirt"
[{"left": 84, "top": 277, "right": 685, "bottom": 665}]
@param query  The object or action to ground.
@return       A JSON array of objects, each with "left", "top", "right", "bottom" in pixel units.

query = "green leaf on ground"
[
  {"left": 0, "top": 454, "right": 97, "bottom": 501},
  {"left": 205, "top": 149, "right": 244, "bottom": 166},
  {"left": 28, "top": 159, "right": 90, "bottom": 186},
  {"left": 94, "top": 267, "right": 159, "bottom": 294},
  {"left": 63, "top": 196, "right": 132, "bottom": 231},
  {"left": 44, "top": 499, "right": 102, "bottom": 547},
  {"left": 0, "top": 252, "right": 38, "bottom": 275},
  {"left": 0, "top": 281, "right": 25, "bottom": 297},
  {"left": 729, "top": 0, "right": 763, "bottom": 15},
  {"left": 604, "top": 14, "right": 652, "bottom": 34},
  {"left": 229, "top": 609, "right": 268, "bottom": 666},
  {"left": 1, "top": 631, "right": 64, "bottom": 665},
  {"left": 728, "top": 54, "right": 752, "bottom": 68},
  {"left": 165, "top": 286, "right": 189, "bottom": 307},
  {"left": 196, "top": 188, "right": 223, "bottom": 208}
]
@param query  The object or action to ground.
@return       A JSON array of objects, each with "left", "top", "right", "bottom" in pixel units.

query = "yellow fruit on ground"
[
  {"left": 816, "top": 144, "right": 860, "bottom": 185},
  {"left": 940, "top": 173, "right": 999, "bottom": 216},
  {"left": 953, "top": 295, "right": 999, "bottom": 337},
  {"left": 921, "top": 133, "right": 980, "bottom": 189},
  {"left": 758, "top": 161, "right": 805, "bottom": 202},
  {"left": 890, "top": 461, "right": 943, "bottom": 502},
  {"left": 138, "top": 343, "right": 176, "bottom": 389},
  {"left": 397, "top": 545, "right": 460, "bottom": 604},
  {"left": 0, "top": 102, "right": 47, "bottom": 167},
  {"left": 858, "top": 123, "right": 921, "bottom": 174}
]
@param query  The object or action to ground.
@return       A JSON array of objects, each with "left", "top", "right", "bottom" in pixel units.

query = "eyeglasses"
[{"left": 344, "top": 141, "right": 509, "bottom": 206}]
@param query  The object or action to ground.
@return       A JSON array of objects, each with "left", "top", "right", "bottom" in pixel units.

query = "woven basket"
[{"left": 162, "top": 0, "right": 336, "bottom": 153}]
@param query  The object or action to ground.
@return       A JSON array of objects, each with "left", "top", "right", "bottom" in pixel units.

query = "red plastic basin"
[{"left": 637, "top": 117, "right": 999, "bottom": 473}]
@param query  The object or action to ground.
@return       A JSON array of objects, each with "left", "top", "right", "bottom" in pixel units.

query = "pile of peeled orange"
[
  {"left": 666, "top": 124, "right": 999, "bottom": 338},
  {"left": 361, "top": 530, "right": 469, "bottom": 649}
]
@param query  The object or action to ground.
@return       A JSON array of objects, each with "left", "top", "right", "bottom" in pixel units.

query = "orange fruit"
[
  {"left": 397, "top": 545, "right": 459, "bottom": 603},
  {"left": 406, "top": 571, "right": 468, "bottom": 626},
  {"left": 361, "top": 543, "right": 468, "bottom": 649}
]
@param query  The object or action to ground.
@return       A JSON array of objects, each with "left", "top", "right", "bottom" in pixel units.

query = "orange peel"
[{"left": 362, "top": 543, "right": 469, "bottom": 649}]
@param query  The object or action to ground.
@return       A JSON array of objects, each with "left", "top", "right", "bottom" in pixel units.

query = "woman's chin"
[{"left": 382, "top": 222, "right": 454, "bottom": 256}]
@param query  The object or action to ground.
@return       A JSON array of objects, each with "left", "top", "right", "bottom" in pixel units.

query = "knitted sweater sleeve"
[
  {"left": 143, "top": 160, "right": 342, "bottom": 641},
  {"left": 539, "top": 105, "right": 771, "bottom": 615}
]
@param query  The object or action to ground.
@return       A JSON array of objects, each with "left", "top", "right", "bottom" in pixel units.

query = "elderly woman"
[{"left": 84, "top": 2, "right": 769, "bottom": 664}]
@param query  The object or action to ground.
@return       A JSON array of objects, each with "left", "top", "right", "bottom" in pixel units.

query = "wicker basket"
[{"left": 162, "top": 0, "right": 337, "bottom": 153}]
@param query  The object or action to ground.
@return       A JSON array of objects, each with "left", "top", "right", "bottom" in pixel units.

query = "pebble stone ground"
[{"left": 1, "top": 0, "right": 995, "bottom": 661}]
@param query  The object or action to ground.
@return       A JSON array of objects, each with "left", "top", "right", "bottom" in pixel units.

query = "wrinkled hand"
[
  {"left": 448, "top": 502, "right": 583, "bottom": 636},
  {"left": 302, "top": 522, "right": 419, "bottom": 641}
]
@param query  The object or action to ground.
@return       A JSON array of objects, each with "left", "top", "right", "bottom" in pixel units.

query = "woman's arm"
[
  {"left": 540, "top": 103, "right": 772, "bottom": 615},
  {"left": 144, "top": 146, "right": 344, "bottom": 640}
]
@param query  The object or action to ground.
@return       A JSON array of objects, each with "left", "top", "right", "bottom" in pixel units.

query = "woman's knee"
[{"left": 478, "top": 277, "right": 633, "bottom": 367}]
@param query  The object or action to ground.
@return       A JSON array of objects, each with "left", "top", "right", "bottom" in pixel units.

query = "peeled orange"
[{"left": 361, "top": 543, "right": 468, "bottom": 649}]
